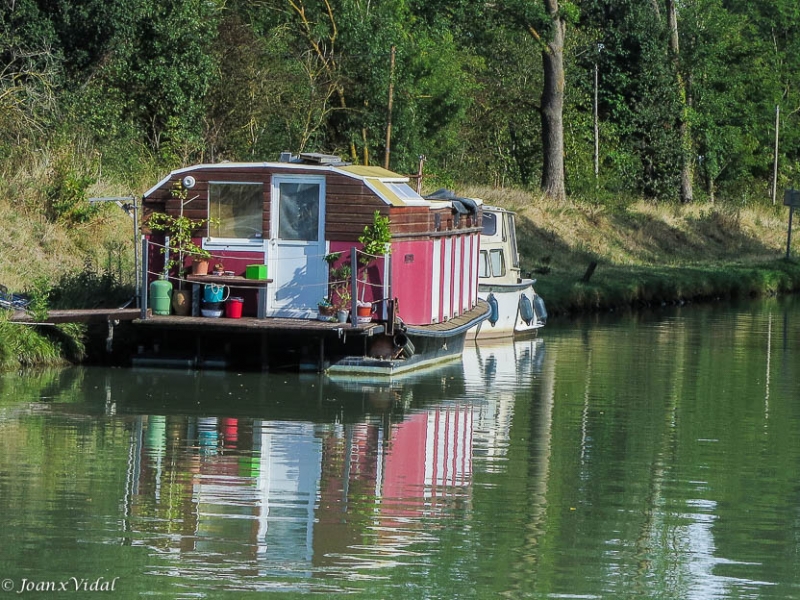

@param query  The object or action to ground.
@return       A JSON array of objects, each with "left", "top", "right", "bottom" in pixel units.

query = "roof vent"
[
  {"left": 279, "top": 152, "right": 295, "bottom": 163},
  {"left": 298, "top": 152, "right": 349, "bottom": 166}
]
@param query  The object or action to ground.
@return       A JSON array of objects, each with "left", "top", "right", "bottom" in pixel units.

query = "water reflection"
[
  {"left": 4, "top": 299, "right": 800, "bottom": 598},
  {"left": 116, "top": 338, "right": 549, "bottom": 588}
]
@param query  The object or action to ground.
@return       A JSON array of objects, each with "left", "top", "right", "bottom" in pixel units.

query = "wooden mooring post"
[{"left": 784, "top": 188, "right": 800, "bottom": 259}]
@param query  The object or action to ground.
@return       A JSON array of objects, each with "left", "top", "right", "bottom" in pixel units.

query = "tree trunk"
[
  {"left": 540, "top": 0, "right": 566, "bottom": 202},
  {"left": 666, "top": 0, "right": 694, "bottom": 203}
]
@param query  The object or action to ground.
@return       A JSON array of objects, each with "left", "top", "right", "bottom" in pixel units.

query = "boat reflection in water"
[{"left": 121, "top": 337, "right": 548, "bottom": 586}]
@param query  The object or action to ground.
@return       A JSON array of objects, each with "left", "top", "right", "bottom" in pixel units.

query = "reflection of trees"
[
  {"left": 0, "top": 368, "right": 129, "bottom": 536},
  {"left": 503, "top": 303, "right": 800, "bottom": 598}
]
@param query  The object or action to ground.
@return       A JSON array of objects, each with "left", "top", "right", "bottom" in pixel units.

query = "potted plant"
[
  {"left": 212, "top": 262, "right": 225, "bottom": 276},
  {"left": 355, "top": 211, "right": 392, "bottom": 313},
  {"left": 317, "top": 297, "right": 335, "bottom": 320},
  {"left": 356, "top": 301, "right": 372, "bottom": 323},
  {"left": 323, "top": 252, "right": 352, "bottom": 321}
]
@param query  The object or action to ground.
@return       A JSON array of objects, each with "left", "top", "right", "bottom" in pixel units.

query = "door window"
[{"left": 278, "top": 182, "right": 321, "bottom": 241}]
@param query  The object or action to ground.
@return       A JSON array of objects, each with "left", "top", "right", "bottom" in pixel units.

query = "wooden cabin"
[{"left": 142, "top": 153, "right": 482, "bottom": 326}]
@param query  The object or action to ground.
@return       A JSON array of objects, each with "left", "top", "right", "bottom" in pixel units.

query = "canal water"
[{"left": 1, "top": 297, "right": 799, "bottom": 599}]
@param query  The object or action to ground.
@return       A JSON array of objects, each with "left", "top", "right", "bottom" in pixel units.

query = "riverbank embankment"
[{"left": 464, "top": 187, "right": 800, "bottom": 317}]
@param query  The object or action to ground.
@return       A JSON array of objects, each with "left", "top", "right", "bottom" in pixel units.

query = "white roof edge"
[{"left": 481, "top": 203, "right": 513, "bottom": 213}]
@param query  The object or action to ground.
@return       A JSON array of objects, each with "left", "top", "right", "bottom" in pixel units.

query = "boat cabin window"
[
  {"left": 479, "top": 251, "right": 488, "bottom": 277},
  {"left": 507, "top": 214, "right": 520, "bottom": 268},
  {"left": 385, "top": 182, "right": 427, "bottom": 205},
  {"left": 208, "top": 182, "right": 263, "bottom": 240},
  {"left": 489, "top": 249, "right": 505, "bottom": 277},
  {"left": 482, "top": 212, "right": 498, "bottom": 236},
  {"left": 479, "top": 249, "right": 506, "bottom": 278}
]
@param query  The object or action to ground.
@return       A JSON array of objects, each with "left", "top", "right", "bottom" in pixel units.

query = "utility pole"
[
  {"left": 594, "top": 61, "right": 599, "bottom": 180},
  {"left": 384, "top": 46, "right": 396, "bottom": 170},
  {"left": 772, "top": 105, "right": 780, "bottom": 205}
]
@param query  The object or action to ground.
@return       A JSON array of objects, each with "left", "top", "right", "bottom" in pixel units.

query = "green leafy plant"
[
  {"left": 45, "top": 156, "right": 99, "bottom": 224},
  {"left": 354, "top": 211, "right": 392, "bottom": 303},
  {"left": 146, "top": 182, "right": 216, "bottom": 282},
  {"left": 147, "top": 212, "right": 212, "bottom": 263},
  {"left": 323, "top": 252, "right": 352, "bottom": 310},
  {"left": 358, "top": 211, "right": 392, "bottom": 265}
]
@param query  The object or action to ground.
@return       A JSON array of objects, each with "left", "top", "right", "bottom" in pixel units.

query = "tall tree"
[
  {"left": 578, "top": 0, "right": 683, "bottom": 200},
  {"left": 665, "top": 0, "right": 694, "bottom": 203},
  {"left": 539, "top": 0, "right": 568, "bottom": 201},
  {"left": 502, "top": 1, "right": 574, "bottom": 201}
]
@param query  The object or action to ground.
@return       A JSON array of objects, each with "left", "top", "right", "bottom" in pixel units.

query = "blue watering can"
[{"left": 203, "top": 284, "right": 230, "bottom": 303}]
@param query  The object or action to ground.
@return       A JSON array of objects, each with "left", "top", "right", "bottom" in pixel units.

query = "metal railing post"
[
  {"left": 351, "top": 247, "right": 358, "bottom": 327},
  {"left": 141, "top": 237, "right": 149, "bottom": 319}
]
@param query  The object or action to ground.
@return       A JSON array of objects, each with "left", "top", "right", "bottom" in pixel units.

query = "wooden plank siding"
[{"left": 142, "top": 164, "right": 479, "bottom": 242}]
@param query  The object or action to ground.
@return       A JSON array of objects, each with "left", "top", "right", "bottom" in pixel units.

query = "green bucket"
[{"left": 150, "top": 278, "right": 173, "bottom": 315}]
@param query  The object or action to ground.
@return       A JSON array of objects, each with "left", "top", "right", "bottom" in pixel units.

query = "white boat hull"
[{"left": 475, "top": 279, "right": 546, "bottom": 339}]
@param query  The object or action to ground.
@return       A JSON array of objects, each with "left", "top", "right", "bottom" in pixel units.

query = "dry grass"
[
  {"left": 455, "top": 185, "right": 799, "bottom": 315},
  {"left": 0, "top": 157, "right": 140, "bottom": 294},
  {"left": 459, "top": 185, "right": 789, "bottom": 274}
]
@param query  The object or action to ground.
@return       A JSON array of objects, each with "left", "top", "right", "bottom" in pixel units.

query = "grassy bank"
[{"left": 464, "top": 186, "right": 800, "bottom": 316}]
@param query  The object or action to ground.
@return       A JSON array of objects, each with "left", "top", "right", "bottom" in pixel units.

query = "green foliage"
[
  {"left": 323, "top": 252, "right": 352, "bottom": 310},
  {"left": 49, "top": 264, "right": 134, "bottom": 310},
  {"left": 358, "top": 211, "right": 392, "bottom": 263},
  {"left": 5, "top": 0, "right": 800, "bottom": 208},
  {"left": 0, "top": 276, "right": 86, "bottom": 369},
  {"left": 26, "top": 276, "right": 52, "bottom": 323},
  {"left": 0, "top": 0, "right": 59, "bottom": 158},
  {"left": 44, "top": 156, "right": 98, "bottom": 224},
  {"left": 147, "top": 212, "right": 213, "bottom": 267}
]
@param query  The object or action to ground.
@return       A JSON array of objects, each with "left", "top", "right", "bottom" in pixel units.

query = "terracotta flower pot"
[{"left": 192, "top": 258, "right": 210, "bottom": 275}]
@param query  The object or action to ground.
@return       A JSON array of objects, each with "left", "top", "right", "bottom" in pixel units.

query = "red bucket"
[{"left": 226, "top": 297, "right": 244, "bottom": 318}]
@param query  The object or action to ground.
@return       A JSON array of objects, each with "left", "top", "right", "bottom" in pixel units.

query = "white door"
[{"left": 268, "top": 176, "right": 327, "bottom": 317}]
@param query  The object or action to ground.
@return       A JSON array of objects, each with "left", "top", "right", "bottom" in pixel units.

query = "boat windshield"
[{"left": 482, "top": 212, "right": 497, "bottom": 236}]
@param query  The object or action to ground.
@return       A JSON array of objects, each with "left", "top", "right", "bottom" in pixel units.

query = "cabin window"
[
  {"left": 479, "top": 250, "right": 488, "bottom": 277},
  {"left": 208, "top": 182, "right": 263, "bottom": 240},
  {"left": 489, "top": 249, "right": 505, "bottom": 277},
  {"left": 507, "top": 214, "right": 520, "bottom": 268},
  {"left": 385, "top": 182, "right": 427, "bottom": 204},
  {"left": 479, "top": 249, "right": 506, "bottom": 278},
  {"left": 482, "top": 212, "right": 497, "bottom": 236}
]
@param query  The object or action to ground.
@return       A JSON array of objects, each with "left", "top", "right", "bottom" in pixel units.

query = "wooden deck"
[
  {"left": 134, "top": 300, "right": 488, "bottom": 337},
  {"left": 405, "top": 300, "right": 490, "bottom": 335},
  {"left": 134, "top": 314, "right": 385, "bottom": 336}
]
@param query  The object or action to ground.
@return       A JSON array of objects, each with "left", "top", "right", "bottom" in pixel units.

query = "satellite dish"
[{"left": 182, "top": 175, "right": 196, "bottom": 189}]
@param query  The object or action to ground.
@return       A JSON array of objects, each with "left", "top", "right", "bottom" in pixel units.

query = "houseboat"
[
  {"left": 135, "top": 153, "right": 489, "bottom": 375},
  {"left": 425, "top": 192, "right": 546, "bottom": 339}
]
